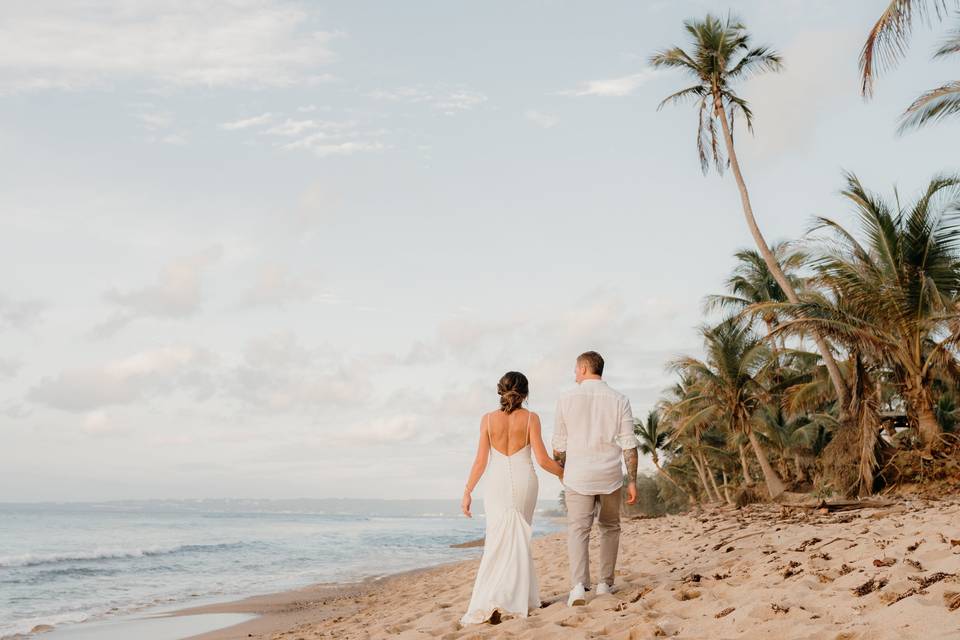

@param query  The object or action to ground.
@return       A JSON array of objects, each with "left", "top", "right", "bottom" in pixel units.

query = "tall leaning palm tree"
[
  {"left": 860, "top": 0, "right": 960, "bottom": 131},
  {"left": 670, "top": 319, "right": 787, "bottom": 499},
  {"left": 651, "top": 14, "right": 851, "bottom": 409}
]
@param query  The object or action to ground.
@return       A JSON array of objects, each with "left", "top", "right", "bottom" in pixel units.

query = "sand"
[{"left": 179, "top": 497, "right": 960, "bottom": 640}]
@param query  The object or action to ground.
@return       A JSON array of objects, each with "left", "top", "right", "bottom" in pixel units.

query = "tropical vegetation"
[{"left": 631, "top": 11, "right": 960, "bottom": 511}]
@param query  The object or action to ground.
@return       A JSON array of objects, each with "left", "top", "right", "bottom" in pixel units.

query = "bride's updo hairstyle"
[{"left": 497, "top": 371, "right": 529, "bottom": 414}]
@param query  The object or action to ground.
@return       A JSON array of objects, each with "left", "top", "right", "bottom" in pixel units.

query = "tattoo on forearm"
[
  {"left": 624, "top": 448, "right": 638, "bottom": 483},
  {"left": 553, "top": 450, "right": 566, "bottom": 468}
]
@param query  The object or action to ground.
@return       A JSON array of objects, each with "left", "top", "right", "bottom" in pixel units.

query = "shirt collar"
[{"left": 579, "top": 379, "right": 605, "bottom": 387}]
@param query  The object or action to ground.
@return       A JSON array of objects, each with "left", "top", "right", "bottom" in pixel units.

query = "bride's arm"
[
  {"left": 461, "top": 416, "right": 491, "bottom": 518},
  {"left": 530, "top": 414, "right": 564, "bottom": 478}
]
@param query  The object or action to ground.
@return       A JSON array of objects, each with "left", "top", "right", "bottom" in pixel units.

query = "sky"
[{"left": 2, "top": 0, "right": 959, "bottom": 502}]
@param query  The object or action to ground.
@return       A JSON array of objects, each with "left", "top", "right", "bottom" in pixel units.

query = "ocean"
[{"left": 0, "top": 499, "right": 562, "bottom": 638}]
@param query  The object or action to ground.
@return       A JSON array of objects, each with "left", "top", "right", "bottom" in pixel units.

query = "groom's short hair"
[{"left": 577, "top": 351, "right": 604, "bottom": 376}]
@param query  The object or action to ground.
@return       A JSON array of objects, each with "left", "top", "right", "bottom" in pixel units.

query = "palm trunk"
[
  {"left": 714, "top": 96, "right": 849, "bottom": 409},
  {"left": 691, "top": 452, "right": 718, "bottom": 502},
  {"left": 653, "top": 460, "right": 690, "bottom": 497},
  {"left": 793, "top": 454, "right": 806, "bottom": 483},
  {"left": 746, "top": 430, "right": 786, "bottom": 500},
  {"left": 916, "top": 394, "right": 942, "bottom": 447},
  {"left": 738, "top": 443, "right": 754, "bottom": 486},
  {"left": 700, "top": 451, "right": 723, "bottom": 502},
  {"left": 721, "top": 469, "right": 734, "bottom": 506},
  {"left": 776, "top": 454, "right": 790, "bottom": 482},
  {"left": 858, "top": 416, "right": 879, "bottom": 497}
]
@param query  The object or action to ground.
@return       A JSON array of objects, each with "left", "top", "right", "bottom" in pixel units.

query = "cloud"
[
  {"left": 398, "top": 288, "right": 696, "bottom": 408},
  {"left": 28, "top": 346, "right": 214, "bottom": 412},
  {"left": 91, "top": 246, "right": 222, "bottom": 338},
  {"left": 220, "top": 113, "right": 274, "bottom": 131},
  {"left": 283, "top": 139, "right": 385, "bottom": 158},
  {"left": 524, "top": 109, "right": 560, "bottom": 129},
  {"left": 81, "top": 410, "right": 128, "bottom": 436},
  {"left": 0, "top": 357, "right": 21, "bottom": 378},
  {"left": 133, "top": 105, "right": 187, "bottom": 144},
  {"left": 332, "top": 415, "right": 422, "bottom": 445},
  {"left": 218, "top": 113, "right": 385, "bottom": 158},
  {"left": 137, "top": 110, "right": 174, "bottom": 130},
  {"left": 369, "top": 86, "right": 488, "bottom": 115},
  {"left": 150, "top": 133, "right": 187, "bottom": 145},
  {"left": 262, "top": 118, "right": 359, "bottom": 138},
  {"left": 0, "top": 1, "right": 340, "bottom": 93},
  {"left": 237, "top": 264, "right": 328, "bottom": 309},
  {"left": 0, "top": 294, "right": 45, "bottom": 330},
  {"left": 560, "top": 69, "right": 659, "bottom": 97},
  {"left": 741, "top": 29, "right": 858, "bottom": 157},
  {"left": 263, "top": 118, "right": 323, "bottom": 136},
  {"left": 228, "top": 333, "right": 372, "bottom": 412}
]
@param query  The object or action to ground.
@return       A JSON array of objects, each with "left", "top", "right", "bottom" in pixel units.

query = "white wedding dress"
[{"left": 461, "top": 412, "right": 540, "bottom": 625}]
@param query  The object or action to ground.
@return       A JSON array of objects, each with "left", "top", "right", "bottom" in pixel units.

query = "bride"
[{"left": 460, "top": 371, "right": 565, "bottom": 625}]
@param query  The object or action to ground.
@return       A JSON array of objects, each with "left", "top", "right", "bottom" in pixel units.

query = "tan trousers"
[{"left": 565, "top": 487, "right": 621, "bottom": 589}]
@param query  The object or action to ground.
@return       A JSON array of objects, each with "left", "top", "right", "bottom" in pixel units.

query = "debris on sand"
[
  {"left": 852, "top": 577, "right": 888, "bottom": 597},
  {"left": 908, "top": 572, "right": 956, "bottom": 589},
  {"left": 907, "top": 539, "right": 925, "bottom": 552},
  {"left": 794, "top": 537, "right": 822, "bottom": 552},
  {"left": 873, "top": 558, "right": 897, "bottom": 567},
  {"left": 714, "top": 607, "right": 735, "bottom": 619},
  {"left": 781, "top": 561, "right": 803, "bottom": 579},
  {"left": 905, "top": 559, "right": 924, "bottom": 571},
  {"left": 838, "top": 564, "right": 855, "bottom": 576},
  {"left": 770, "top": 603, "right": 790, "bottom": 614},
  {"left": 883, "top": 586, "right": 927, "bottom": 606},
  {"left": 945, "top": 591, "right": 960, "bottom": 611}
]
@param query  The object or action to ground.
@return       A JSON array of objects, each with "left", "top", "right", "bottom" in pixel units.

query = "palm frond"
[
  {"left": 898, "top": 81, "right": 960, "bottom": 132},
  {"left": 860, "top": 0, "right": 955, "bottom": 97}
]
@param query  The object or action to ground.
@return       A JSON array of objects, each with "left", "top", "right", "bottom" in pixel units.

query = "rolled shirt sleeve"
[
  {"left": 616, "top": 397, "right": 638, "bottom": 450},
  {"left": 552, "top": 399, "right": 567, "bottom": 452}
]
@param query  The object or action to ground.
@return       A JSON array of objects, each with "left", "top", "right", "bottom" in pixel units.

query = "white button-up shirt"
[{"left": 552, "top": 379, "right": 637, "bottom": 495}]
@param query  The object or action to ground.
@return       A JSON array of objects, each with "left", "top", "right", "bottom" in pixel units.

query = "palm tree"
[
  {"left": 651, "top": 14, "right": 851, "bottom": 408},
  {"left": 780, "top": 173, "right": 960, "bottom": 448},
  {"left": 669, "top": 319, "right": 787, "bottom": 499},
  {"left": 859, "top": 0, "right": 960, "bottom": 131},
  {"left": 635, "top": 409, "right": 688, "bottom": 496},
  {"left": 705, "top": 244, "right": 807, "bottom": 337},
  {"left": 659, "top": 377, "right": 723, "bottom": 503}
]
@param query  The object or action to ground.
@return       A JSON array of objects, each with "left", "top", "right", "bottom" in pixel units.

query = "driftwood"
[
  {"left": 780, "top": 498, "right": 896, "bottom": 513},
  {"left": 810, "top": 537, "right": 854, "bottom": 551},
  {"left": 712, "top": 530, "right": 765, "bottom": 551}
]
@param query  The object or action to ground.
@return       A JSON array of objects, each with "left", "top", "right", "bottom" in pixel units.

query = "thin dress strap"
[
  {"left": 524, "top": 410, "right": 531, "bottom": 448},
  {"left": 486, "top": 414, "right": 493, "bottom": 446}
]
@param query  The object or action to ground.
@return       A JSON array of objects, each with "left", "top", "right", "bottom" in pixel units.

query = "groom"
[{"left": 552, "top": 351, "right": 638, "bottom": 606}]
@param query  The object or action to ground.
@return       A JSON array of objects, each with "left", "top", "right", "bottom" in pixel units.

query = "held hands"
[
  {"left": 625, "top": 481, "right": 638, "bottom": 505},
  {"left": 461, "top": 491, "right": 472, "bottom": 518}
]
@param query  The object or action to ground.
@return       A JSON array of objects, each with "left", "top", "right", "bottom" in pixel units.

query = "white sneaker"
[
  {"left": 567, "top": 583, "right": 587, "bottom": 607},
  {"left": 596, "top": 582, "right": 612, "bottom": 595}
]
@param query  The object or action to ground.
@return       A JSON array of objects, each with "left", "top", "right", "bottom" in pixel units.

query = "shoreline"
[
  {"left": 169, "top": 564, "right": 464, "bottom": 640},
  {"left": 17, "top": 502, "right": 960, "bottom": 639},
  {"left": 171, "top": 498, "right": 960, "bottom": 639}
]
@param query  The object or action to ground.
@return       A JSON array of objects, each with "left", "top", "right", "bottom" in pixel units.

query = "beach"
[{"left": 175, "top": 497, "right": 960, "bottom": 640}]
